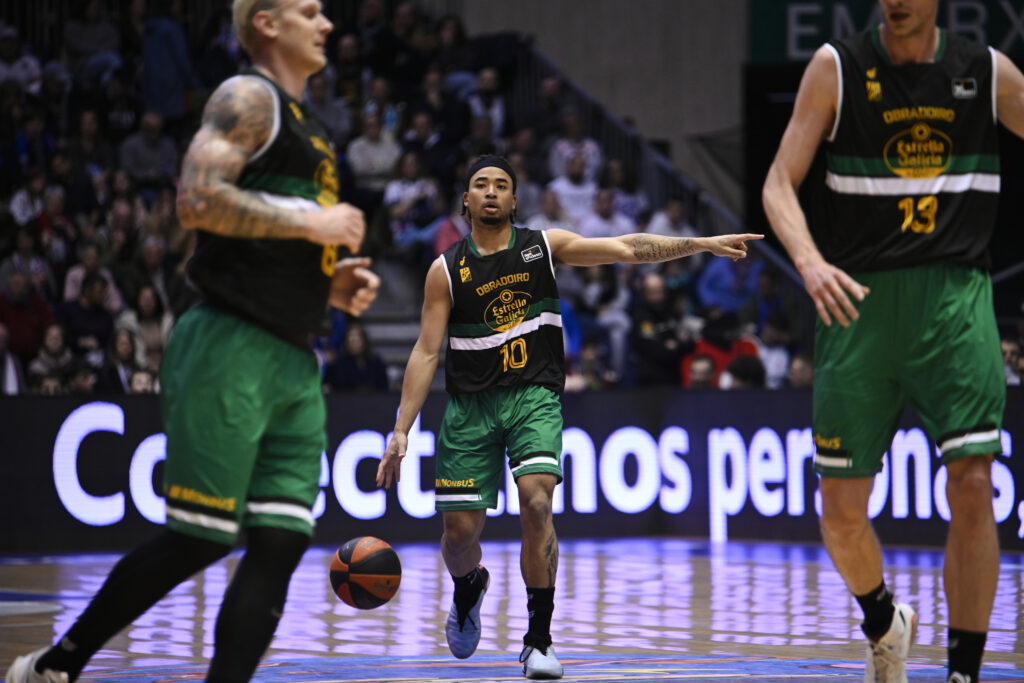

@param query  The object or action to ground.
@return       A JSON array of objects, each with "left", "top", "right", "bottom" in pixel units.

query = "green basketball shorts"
[
  {"left": 160, "top": 305, "right": 327, "bottom": 544},
  {"left": 812, "top": 262, "right": 1004, "bottom": 478},
  {"left": 435, "top": 383, "right": 563, "bottom": 510}
]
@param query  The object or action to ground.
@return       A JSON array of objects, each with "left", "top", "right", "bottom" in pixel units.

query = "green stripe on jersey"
[
  {"left": 826, "top": 153, "right": 1000, "bottom": 177},
  {"left": 239, "top": 173, "right": 321, "bottom": 201},
  {"left": 448, "top": 297, "right": 561, "bottom": 338}
]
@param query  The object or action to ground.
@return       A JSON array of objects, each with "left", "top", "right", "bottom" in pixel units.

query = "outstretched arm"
[
  {"left": 376, "top": 257, "right": 452, "bottom": 488},
  {"left": 176, "top": 76, "right": 364, "bottom": 250},
  {"left": 995, "top": 50, "right": 1024, "bottom": 139},
  {"left": 762, "top": 45, "right": 868, "bottom": 327},
  {"left": 546, "top": 229, "right": 762, "bottom": 267}
]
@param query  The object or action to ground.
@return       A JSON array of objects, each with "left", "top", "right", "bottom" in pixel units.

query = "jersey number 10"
[{"left": 500, "top": 338, "right": 528, "bottom": 372}]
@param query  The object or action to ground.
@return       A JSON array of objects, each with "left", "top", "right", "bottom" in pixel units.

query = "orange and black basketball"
[{"left": 329, "top": 536, "right": 401, "bottom": 609}]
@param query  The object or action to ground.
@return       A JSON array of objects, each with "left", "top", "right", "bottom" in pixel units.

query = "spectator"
[
  {"left": 388, "top": 1, "right": 434, "bottom": 93},
  {"left": 434, "top": 13, "right": 476, "bottom": 97},
  {"left": 63, "top": 242, "right": 124, "bottom": 314},
  {"left": 64, "top": 356, "right": 96, "bottom": 395},
  {"left": 12, "top": 106, "right": 55, "bottom": 178},
  {"left": 411, "top": 66, "right": 466, "bottom": 144},
  {"left": 107, "top": 168, "right": 149, "bottom": 227},
  {"left": 631, "top": 272, "right": 687, "bottom": 386},
  {"left": 8, "top": 168, "right": 46, "bottom": 226},
  {"left": 96, "top": 328, "right": 137, "bottom": 394},
  {"left": 37, "top": 186, "right": 76, "bottom": 281},
  {"left": 141, "top": 183, "right": 189, "bottom": 261},
  {"left": 579, "top": 188, "right": 635, "bottom": 239},
  {"left": 363, "top": 76, "right": 405, "bottom": 137},
  {"left": 306, "top": 70, "right": 352, "bottom": 149},
  {"left": 461, "top": 114, "right": 503, "bottom": 158},
  {"left": 36, "top": 371, "right": 65, "bottom": 395},
  {"left": 116, "top": 285, "right": 174, "bottom": 373},
  {"left": 28, "top": 322, "right": 72, "bottom": 386},
  {"left": 740, "top": 266, "right": 801, "bottom": 339},
  {"left": 68, "top": 108, "right": 115, "bottom": 187},
  {"left": 0, "top": 25, "right": 41, "bottom": 95},
  {"left": 63, "top": 0, "right": 121, "bottom": 83},
  {"left": 787, "top": 352, "right": 814, "bottom": 389},
  {"left": 564, "top": 337, "right": 614, "bottom": 393},
  {"left": 547, "top": 155, "right": 597, "bottom": 228},
  {"left": 383, "top": 151, "right": 444, "bottom": 258},
  {"left": 467, "top": 67, "right": 505, "bottom": 141},
  {"left": 575, "top": 264, "right": 631, "bottom": 381},
  {"left": 602, "top": 159, "right": 649, "bottom": 225},
  {"left": 119, "top": 111, "right": 179, "bottom": 195},
  {"left": 128, "top": 367, "right": 155, "bottom": 393},
  {"left": 48, "top": 148, "right": 102, "bottom": 233},
  {"left": 99, "top": 68, "right": 141, "bottom": 146},
  {"left": 756, "top": 310, "right": 792, "bottom": 389},
  {"left": 324, "top": 323, "right": 388, "bottom": 392},
  {"left": 121, "top": 234, "right": 173, "bottom": 312},
  {"left": 548, "top": 107, "right": 602, "bottom": 182},
  {"left": 648, "top": 195, "right": 700, "bottom": 245},
  {"left": 195, "top": 5, "right": 242, "bottom": 89},
  {"left": 0, "top": 322, "right": 26, "bottom": 394},
  {"left": 680, "top": 311, "right": 759, "bottom": 388},
  {"left": 696, "top": 256, "right": 764, "bottom": 313},
  {"left": 55, "top": 271, "right": 113, "bottom": 367},
  {"left": 1002, "top": 338, "right": 1021, "bottom": 386},
  {"left": 402, "top": 110, "right": 458, "bottom": 189},
  {"left": 526, "top": 189, "right": 573, "bottom": 233},
  {"left": 506, "top": 127, "right": 549, "bottom": 184},
  {"left": 0, "top": 271, "right": 53, "bottom": 364},
  {"left": 331, "top": 33, "right": 370, "bottom": 109},
  {"left": 38, "top": 61, "right": 73, "bottom": 139},
  {"left": 0, "top": 226, "right": 57, "bottom": 299},
  {"left": 432, "top": 210, "right": 471, "bottom": 257},
  {"left": 720, "top": 354, "right": 766, "bottom": 389},
  {"left": 141, "top": 0, "right": 202, "bottom": 128},
  {"left": 507, "top": 152, "right": 541, "bottom": 222},
  {"left": 346, "top": 112, "right": 402, "bottom": 204},
  {"left": 523, "top": 76, "right": 566, "bottom": 146},
  {"left": 686, "top": 354, "right": 715, "bottom": 389}
]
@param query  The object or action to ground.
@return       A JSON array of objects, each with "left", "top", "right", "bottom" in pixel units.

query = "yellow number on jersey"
[
  {"left": 500, "top": 338, "right": 528, "bottom": 372},
  {"left": 897, "top": 195, "right": 938, "bottom": 234},
  {"left": 321, "top": 245, "right": 338, "bottom": 277}
]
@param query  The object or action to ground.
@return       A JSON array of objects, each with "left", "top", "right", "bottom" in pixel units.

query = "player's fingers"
[
  {"left": 827, "top": 278, "right": 860, "bottom": 323},
  {"left": 812, "top": 295, "right": 833, "bottom": 327}
]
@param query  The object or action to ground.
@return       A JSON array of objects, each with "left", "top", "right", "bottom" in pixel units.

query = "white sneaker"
[
  {"left": 864, "top": 602, "right": 916, "bottom": 683},
  {"left": 947, "top": 674, "right": 973, "bottom": 683},
  {"left": 5, "top": 648, "right": 69, "bottom": 683},
  {"left": 520, "top": 643, "right": 563, "bottom": 679},
  {"left": 445, "top": 566, "right": 489, "bottom": 659}
]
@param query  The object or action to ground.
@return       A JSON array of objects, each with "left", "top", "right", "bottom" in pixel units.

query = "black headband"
[{"left": 465, "top": 155, "right": 517, "bottom": 194}]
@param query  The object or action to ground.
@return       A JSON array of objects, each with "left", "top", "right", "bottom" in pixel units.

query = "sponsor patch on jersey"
[
  {"left": 289, "top": 101, "right": 304, "bottom": 123},
  {"left": 521, "top": 245, "right": 544, "bottom": 262},
  {"left": 460, "top": 266, "right": 472, "bottom": 283},
  {"left": 866, "top": 79, "right": 882, "bottom": 102},
  {"left": 952, "top": 77, "right": 977, "bottom": 99}
]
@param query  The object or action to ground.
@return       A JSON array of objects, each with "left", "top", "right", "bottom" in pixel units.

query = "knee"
[
  {"left": 946, "top": 458, "right": 994, "bottom": 520},
  {"left": 442, "top": 516, "right": 479, "bottom": 553},
  {"left": 519, "top": 489, "right": 553, "bottom": 528},
  {"left": 819, "top": 498, "right": 868, "bottom": 541}
]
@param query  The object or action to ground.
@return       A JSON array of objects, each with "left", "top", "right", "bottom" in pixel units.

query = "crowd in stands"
[{"left": 3, "top": 1, "right": 1019, "bottom": 397}]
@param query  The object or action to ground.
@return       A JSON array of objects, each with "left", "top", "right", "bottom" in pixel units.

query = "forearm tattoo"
[
  {"left": 177, "top": 79, "right": 306, "bottom": 240},
  {"left": 628, "top": 235, "right": 700, "bottom": 262},
  {"left": 544, "top": 530, "right": 558, "bottom": 585}
]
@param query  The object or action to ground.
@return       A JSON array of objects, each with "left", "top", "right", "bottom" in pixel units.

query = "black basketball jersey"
[
  {"left": 441, "top": 227, "right": 565, "bottom": 395},
  {"left": 186, "top": 70, "right": 342, "bottom": 343},
  {"left": 813, "top": 28, "right": 999, "bottom": 273}
]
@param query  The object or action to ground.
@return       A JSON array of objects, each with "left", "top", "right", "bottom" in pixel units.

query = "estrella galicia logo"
[
  {"left": 952, "top": 78, "right": 977, "bottom": 99},
  {"left": 521, "top": 245, "right": 543, "bottom": 263}
]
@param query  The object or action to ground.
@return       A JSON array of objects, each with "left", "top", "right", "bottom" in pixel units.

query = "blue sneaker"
[{"left": 445, "top": 566, "right": 490, "bottom": 659}]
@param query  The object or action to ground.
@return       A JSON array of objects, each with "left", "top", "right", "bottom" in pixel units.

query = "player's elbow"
[{"left": 176, "top": 185, "right": 218, "bottom": 231}]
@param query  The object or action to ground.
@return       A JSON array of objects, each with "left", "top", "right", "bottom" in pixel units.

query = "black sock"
[
  {"left": 206, "top": 527, "right": 310, "bottom": 683},
  {"left": 855, "top": 581, "right": 895, "bottom": 641},
  {"left": 524, "top": 586, "right": 554, "bottom": 651},
  {"left": 36, "top": 531, "right": 230, "bottom": 680},
  {"left": 452, "top": 566, "right": 483, "bottom": 611},
  {"left": 948, "top": 628, "right": 986, "bottom": 682}
]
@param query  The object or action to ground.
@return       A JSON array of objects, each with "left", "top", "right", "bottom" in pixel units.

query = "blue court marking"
[{"left": 62, "top": 654, "right": 1024, "bottom": 682}]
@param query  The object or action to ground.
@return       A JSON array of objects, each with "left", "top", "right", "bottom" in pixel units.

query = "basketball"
[{"left": 329, "top": 536, "right": 402, "bottom": 609}]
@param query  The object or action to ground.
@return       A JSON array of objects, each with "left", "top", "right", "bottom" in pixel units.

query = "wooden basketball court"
[{"left": 2, "top": 539, "right": 1023, "bottom": 681}]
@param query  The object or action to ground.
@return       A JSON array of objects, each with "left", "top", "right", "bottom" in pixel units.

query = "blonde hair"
[{"left": 232, "top": 0, "right": 279, "bottom": 55}]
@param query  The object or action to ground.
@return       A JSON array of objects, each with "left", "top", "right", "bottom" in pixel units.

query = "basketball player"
[
  {"left": 376, "top": 155, "right": 761, "bottom": 679},
  {"left": 6, "top": 1, "right": 378, "bottom": 681},
  {"left": 761, "top": 1, "right": 1024, "bottom": 681}
]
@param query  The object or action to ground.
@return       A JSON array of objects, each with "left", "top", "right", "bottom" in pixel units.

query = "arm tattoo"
[
  {"left": 544, "top": 530, "right": 558, "bottom": 585},
  {"left": 177, "top": 78, "right": 308, "bottom": 240},
  {"left": 628, "top": 235, "right": 700, "bottom": 262}
]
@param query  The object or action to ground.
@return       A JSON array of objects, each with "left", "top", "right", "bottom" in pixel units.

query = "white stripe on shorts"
[
  {"left": 814, "top": 453, "right": 852, "bottom": 469},
  {"left": 511, "top": 455, "right": 558, "bottom": 474},
  {"left": 245, "top": 501, "right": 315, "bottom": 526},
  {"left": 167, "top": 507, "right": 239, "bottom": 534},
  {"left": 939, "top": 429, "right": 1001, "bottom": 454},
  {"left": 434, "top": 493, "right": 481, "bottom": 503}
]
